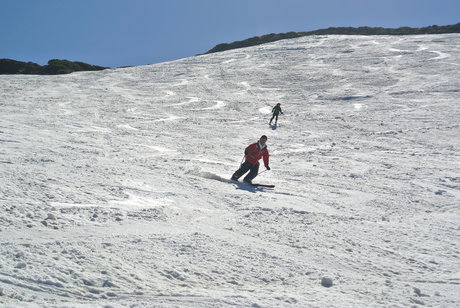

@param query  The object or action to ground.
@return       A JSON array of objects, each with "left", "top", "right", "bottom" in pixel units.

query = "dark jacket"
[{"left": 272, "top": 105, "right": 283, "bottom": 115}]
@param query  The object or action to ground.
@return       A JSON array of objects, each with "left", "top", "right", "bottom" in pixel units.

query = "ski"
[
  {"left": 249, "top": 183, "right": 275, "bottom": 188},
  {"left": 230, "top": 180, "right": 275, "bottom": 188}
]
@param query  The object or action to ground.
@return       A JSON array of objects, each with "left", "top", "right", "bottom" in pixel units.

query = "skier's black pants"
[
  {"left": 232, "top": 161, "right": 259, "bottom": 182},
  {"left": 270, "top": 113, "right": 279, "bottom": 124}
]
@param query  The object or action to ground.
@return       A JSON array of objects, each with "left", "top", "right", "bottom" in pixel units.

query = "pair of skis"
[
  {"left": 248, "top": 183, "right": 275, "bottom": 188},
  {"left": 231, "top": 180, "right": 275, "bottom": 188}
]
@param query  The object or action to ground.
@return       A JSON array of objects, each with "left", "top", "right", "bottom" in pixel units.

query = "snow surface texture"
[{"left": 1, "top": 34, "right": 459, "bottom": 307}]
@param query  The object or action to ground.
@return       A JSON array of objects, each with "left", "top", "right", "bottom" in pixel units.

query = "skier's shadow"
[
  {"left": 233, "top": 181, "right": 266, "bottom": 193},
  {"left": 269, "top": 124, "right": 278, "bottom": 130}
]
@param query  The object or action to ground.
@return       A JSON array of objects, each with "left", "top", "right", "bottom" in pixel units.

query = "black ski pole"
[{"left": 257, "top": 169, "right": 268, "bottom": 176}]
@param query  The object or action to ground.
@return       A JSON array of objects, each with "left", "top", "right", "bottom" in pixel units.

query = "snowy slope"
[{"left": 1, "top": 34, "right": 459, "bottom": 307}]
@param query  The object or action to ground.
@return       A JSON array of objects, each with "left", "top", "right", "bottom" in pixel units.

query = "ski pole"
[
  {"left": 257, "top": 169, "right": 268, "bottom": 176},
  {"left": 240, "top": 155, "right": 245, "bottom": 167}
]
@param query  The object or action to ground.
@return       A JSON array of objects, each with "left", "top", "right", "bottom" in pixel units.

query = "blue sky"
[{"left": 1, "top": 0, "right": 459, "bottom": 68}]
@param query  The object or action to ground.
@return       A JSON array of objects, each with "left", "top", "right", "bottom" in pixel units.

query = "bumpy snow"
[{"left": 1, "top": 34, "right": 459, "bottom": 307}]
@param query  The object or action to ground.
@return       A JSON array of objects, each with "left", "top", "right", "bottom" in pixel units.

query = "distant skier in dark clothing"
[
  {"left": 269, "top": 103, "right": 283, "bottom": 125},
  {"left": 231, "top": 135, "right": 270, "bottom": 184}
]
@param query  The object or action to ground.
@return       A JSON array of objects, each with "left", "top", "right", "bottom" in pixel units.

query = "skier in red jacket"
[{"left": 231, "top": 135, "right": 270, "bottom": 184}]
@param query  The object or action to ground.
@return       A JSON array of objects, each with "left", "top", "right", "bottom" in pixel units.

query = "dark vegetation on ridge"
[
  {"left": 0, "top": 59, "right": 107, "bottom": 75},
  {"left": 205, "top": 22, "right": 460, "bottom": 54}
]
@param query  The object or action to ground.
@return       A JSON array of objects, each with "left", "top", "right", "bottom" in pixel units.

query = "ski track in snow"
[{"left": 0, "top": 34, "right": 459, "bottom": 307}]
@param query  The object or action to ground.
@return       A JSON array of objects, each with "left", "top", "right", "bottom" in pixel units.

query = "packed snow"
[{"left": 1, "top": 34, "right": 459, "bottom": 307}]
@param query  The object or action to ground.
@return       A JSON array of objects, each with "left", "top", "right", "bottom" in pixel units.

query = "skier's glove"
[{"left": 266, "top": 166, "right": 271, "bottom": 170}]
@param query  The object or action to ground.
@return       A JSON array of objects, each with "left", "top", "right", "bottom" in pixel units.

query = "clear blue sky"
[{"left": 1, "top": 0, "right": 459, "bottom": 68}]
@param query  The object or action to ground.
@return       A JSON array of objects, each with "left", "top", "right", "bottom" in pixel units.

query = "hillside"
[
  {"left": 205, "top": 22, "right": 460, "bottom": 54},
  {"left": 0, "top": 34, "right": 459, "bottom": 307}
]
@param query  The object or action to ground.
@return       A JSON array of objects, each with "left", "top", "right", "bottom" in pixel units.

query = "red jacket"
[{"left": 245, "top": 142, "right": 269, "bottom": 167}]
